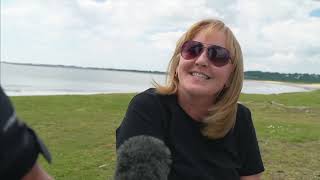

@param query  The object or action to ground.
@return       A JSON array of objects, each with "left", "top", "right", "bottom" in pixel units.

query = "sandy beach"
[{"left": 245, "top": 80, "right": 320, "bottom": 90}]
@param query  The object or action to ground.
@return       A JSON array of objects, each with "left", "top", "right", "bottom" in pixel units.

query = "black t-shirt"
[
  {"left": 116, "top": 88, "right": 264, "bottom": 180},
  {"left": 0, "top": 87, "right": 51, "bottom": 179}
]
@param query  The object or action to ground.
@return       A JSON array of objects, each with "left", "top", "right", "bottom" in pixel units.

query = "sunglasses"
[{"left": 181, "top": 40, "right": 231, "bottom": 67}]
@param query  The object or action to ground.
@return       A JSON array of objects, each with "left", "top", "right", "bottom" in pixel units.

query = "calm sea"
[{"left": 0, "top": 62, "right": 311, "bottom": 96}]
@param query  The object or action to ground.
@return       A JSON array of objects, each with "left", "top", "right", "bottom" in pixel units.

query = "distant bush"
[{"left": 245, "top": 71, "right": 320, "bottom": 83}]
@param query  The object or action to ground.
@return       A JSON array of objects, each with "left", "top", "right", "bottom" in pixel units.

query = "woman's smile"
[{"left": 190, "top": 71, "right": 211, "bottom": 80}]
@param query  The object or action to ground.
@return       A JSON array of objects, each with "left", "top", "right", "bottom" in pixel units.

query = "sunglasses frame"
[{"left": 180, "top": 40, "right": 231, "bottom": 67}]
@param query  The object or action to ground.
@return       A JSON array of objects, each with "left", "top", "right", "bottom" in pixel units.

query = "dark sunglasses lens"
[
  {"left": 208, "top": 46, "right": 230, "bottom": 66},
  {"left": 181, "top": 41, "right": 203, "bottom": 60}
]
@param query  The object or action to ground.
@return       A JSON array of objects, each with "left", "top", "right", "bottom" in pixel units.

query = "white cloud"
[
  {"left": 245, "top": 62, "right": 272, "bottom": 72},
  {"left": 1, "top": 0, "right": 320, "bottom": 73},
  {"left": 149, "top": 31, "right": 184, "bottom": 50},
  {"left": 229, "top": 0, "right": 320, "bottom": 73}
]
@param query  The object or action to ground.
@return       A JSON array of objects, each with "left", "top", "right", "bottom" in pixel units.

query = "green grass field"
[{"left": 10, "top": 90, "right": 320, "bottom": 180}]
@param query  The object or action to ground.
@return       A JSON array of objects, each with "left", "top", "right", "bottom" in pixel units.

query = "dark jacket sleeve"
[
  {"left": 116, "top": 90, "right": 166, "bottom": 149},
  {"left": 0, "top": 87, "right": 51, "bottom": 180},
  {"left": 236, "top": 104, "right": 264, "bottom": 176}
]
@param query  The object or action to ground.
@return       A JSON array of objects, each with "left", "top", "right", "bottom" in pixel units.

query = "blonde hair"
[{"left": 154, "top": 19, "right": 244, "bottom": 139}]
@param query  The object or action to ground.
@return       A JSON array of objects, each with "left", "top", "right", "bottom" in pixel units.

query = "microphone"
[{"left": 114, "top": 135, "right": 172, "bottom": 180}]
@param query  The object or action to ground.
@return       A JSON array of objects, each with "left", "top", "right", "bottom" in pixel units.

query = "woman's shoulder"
[
  {"left": 234, "top": 103, "right": 253, "bottom": 131},
  {"left": 236, "top": 102, "right": 252, "bottom": 117},
  {"left": 126, "top": 88, "right": 172, "bottom": 113},
  {"left": 131, "top": 88, "right": 158, "bottom": 103},
  {"left": 132, "top": 88, "right": 174, "bottom": 105},
  {"left": 133, "top": 88, "right": 159, "bottom": 100},
  {"left": 139, "top": 88, "right": 159, "bottom": 97}
]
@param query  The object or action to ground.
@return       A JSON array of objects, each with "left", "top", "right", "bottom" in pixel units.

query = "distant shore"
[
  {"left": 248, "top": 80, "right": 320, "bottom": 90},
  {"left": 1, "top": 61, "right": 166, "bottom": 74}
]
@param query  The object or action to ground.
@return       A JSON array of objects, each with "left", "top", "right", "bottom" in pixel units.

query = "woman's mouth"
[{"left": 190, "top": 72, "right": 211, "bottom": 80}]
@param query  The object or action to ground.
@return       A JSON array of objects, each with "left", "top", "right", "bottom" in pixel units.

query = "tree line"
[{"left": 244, "top": 71, "right": 320, "bottom": 83}]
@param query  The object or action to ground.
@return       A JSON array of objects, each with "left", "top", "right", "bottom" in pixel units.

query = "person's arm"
[
  {"left": 240, "top": 173, "right": 262, "bottom": 180},
  {"left": 22, "top": 163, "right": 53, "bottom": 180},
  {"left": 236, "top": 104, "right": 264, "bottom": 178}
]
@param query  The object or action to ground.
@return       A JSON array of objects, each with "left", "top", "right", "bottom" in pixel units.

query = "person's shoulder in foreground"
[{"left": 0, "top": 86, "right": 53, "bottom": 180}]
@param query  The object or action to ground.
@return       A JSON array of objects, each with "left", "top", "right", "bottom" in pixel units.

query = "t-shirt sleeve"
[
  {"left": 116, "top": 91, "right": 166, "bottom": 149},
  {"left": 0, "top": 87, "right": 51, "bottom": 179},
  {"left": 237, "top": 105, "right": 265, "bottom": 176}
]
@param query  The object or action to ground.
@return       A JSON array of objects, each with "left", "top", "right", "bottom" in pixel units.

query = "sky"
[{"left": 1, "top": 0, "right": 320, "bottom": 74}]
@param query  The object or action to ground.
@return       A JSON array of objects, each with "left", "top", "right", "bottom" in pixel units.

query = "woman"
[{"left": 116, "top": 19, "right": 264, "bottom": 180}]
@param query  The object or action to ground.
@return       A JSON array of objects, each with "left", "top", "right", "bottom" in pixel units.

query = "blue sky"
[
  {"left": 310, "top": 8, "right": 320, "bottom": 17},
  {"left": 1, "top": 0, "right": 320, "bottom": 73}
]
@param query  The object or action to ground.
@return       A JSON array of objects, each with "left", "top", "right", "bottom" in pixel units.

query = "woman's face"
[{"left": 176, "top": 29, "right": 234, "bottom": 99}]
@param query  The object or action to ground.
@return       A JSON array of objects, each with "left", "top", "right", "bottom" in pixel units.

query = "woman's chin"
[{"left": 181, "top": 85, "right": 219, "bottom": 98}]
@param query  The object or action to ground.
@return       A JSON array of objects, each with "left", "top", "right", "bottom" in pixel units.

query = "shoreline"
[
  {"left": 245, "top": 80, "right": 320, "bottom": 90},
  {"left": 5, "top": 80, "right": 320, "bottom": 97}
]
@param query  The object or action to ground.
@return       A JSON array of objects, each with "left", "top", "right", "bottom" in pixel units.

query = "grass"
[
  {"left": 240, "top": 90, "right": 320, "bottom": 179},
  {"left": 10, "top": 90, "right": 320, "bottom": 180}
]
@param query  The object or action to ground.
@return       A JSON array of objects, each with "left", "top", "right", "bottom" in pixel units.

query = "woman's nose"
[{"left": 195, "top": 49, "right": 209, "bottom": 67}]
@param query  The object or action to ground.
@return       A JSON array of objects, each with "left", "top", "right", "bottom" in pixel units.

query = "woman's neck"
[{"left": 177, "top": 90, "right": 215, "bottom": 121}]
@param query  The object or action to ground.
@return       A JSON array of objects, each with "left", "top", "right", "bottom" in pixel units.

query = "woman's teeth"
[{"left": 191, "top": 72, "right": 210, "bottom": 79}]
